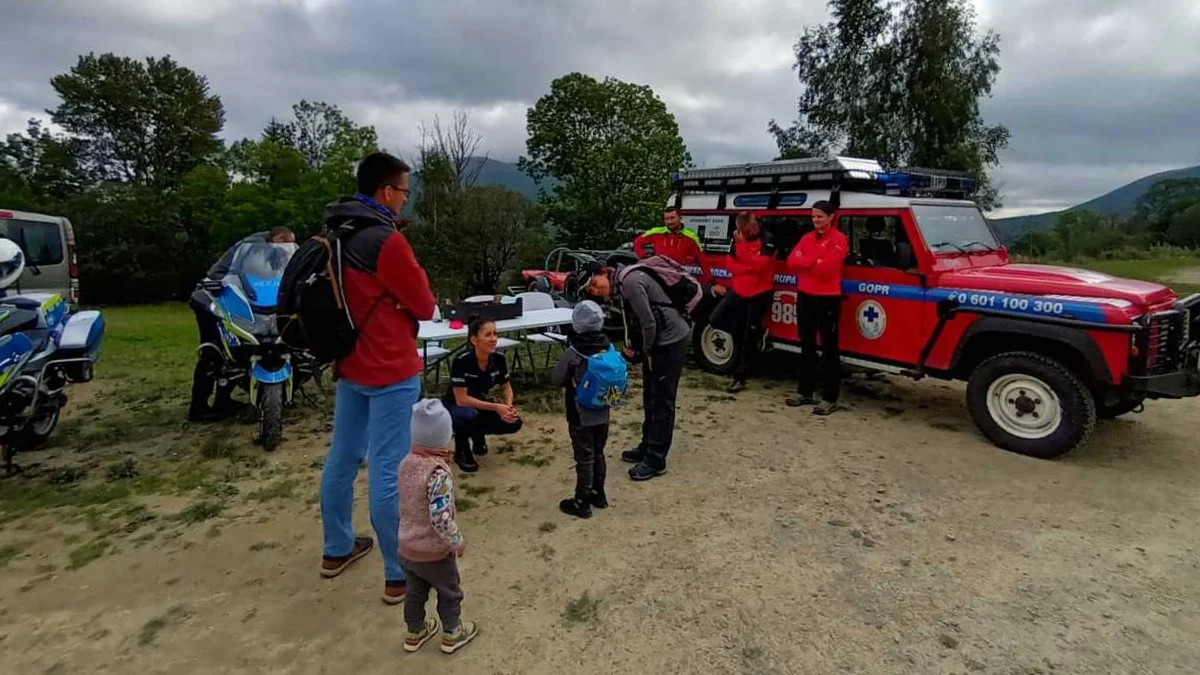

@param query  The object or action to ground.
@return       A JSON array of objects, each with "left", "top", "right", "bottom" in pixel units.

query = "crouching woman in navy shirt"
[{"left": 443, "top": 318, "right": 523, "bottom": 472}]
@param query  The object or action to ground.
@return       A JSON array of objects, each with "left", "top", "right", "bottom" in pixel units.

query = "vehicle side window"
[
  {"left": 759, "top": 215, "right": 814, "bottom": 260},
  {"left": 842, "top": 215, "right": 915, "bottom": 270},
  {"left": 8, "top": 220, "right": 64, "bottom": 266}
]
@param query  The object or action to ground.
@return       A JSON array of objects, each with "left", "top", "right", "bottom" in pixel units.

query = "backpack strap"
[{"left": 327, "top": 220, "right": 388, "bottom": 333}]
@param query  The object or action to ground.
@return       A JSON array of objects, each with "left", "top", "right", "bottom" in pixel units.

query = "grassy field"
[{"left": 1047, "top": 254, "right": 1200, "bottom": 295}]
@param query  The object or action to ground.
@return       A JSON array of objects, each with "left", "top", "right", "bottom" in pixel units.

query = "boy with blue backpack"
[{"left": 552, "top": 301, "right": 627, "bottom": 519}]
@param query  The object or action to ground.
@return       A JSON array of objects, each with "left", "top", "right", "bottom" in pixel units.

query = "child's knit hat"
[
  {"left": 411, "top": 398, "right": 452, "bottom": 449},
  {"left": 572, "top": 300, "right": 605, "bottom": 333}
]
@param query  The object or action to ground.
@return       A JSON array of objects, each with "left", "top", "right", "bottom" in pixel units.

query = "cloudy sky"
[{"left": 1, "top": 0, "right": 1197, "bottom": 217}]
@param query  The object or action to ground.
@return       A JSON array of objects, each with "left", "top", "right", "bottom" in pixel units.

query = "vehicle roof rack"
[{"left": 671, "top": 156, "right": 976, "bottom": 200}]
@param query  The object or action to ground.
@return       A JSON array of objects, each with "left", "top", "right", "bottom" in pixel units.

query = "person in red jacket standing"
[
  {"left": 633, "top": 207, "right": 710, "bottom": 282},
  {"left": 713, "top": 212, "right": 775, "bottom": 393},
  {"left": 318, "top": 152, "right": 437, "bottom": 606},
  {"left": 786, "top": 201, "right": 848, "bottom": 415}
]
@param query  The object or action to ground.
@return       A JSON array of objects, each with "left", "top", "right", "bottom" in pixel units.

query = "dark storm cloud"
[{"left": 1, "top": 0, "right": 1197, "bottom": 215}]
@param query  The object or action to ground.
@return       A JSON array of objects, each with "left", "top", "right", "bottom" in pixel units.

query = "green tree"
[
  {"left": 772, "top": 0, "right": 1009, "bottom": 207},
  {"left": 519, "top": 73, "right": 691, "bottom": 249},
  {"left": 1167, "top": 202, "right": 1200, "bottom": 248},
  {"left": 49, "top": 53, "right": 224, "bottom": 189},
  {"left": 1136, "top": 178, "right": 1200, "bottom": 237},
  {"left": 1, "top": 120, "right": 92, "bottom": 201}
]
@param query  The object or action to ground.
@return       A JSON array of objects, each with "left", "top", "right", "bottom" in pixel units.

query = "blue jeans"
[{"left": 320, "top": 376, "right": 421, "bottom": 582}]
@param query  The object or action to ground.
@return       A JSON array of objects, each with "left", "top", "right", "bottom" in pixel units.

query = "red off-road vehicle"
[{"left": 674, "top": 157, "right": 1200, "bottom": 458}]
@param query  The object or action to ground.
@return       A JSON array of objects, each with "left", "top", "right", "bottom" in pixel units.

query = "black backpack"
[{"left": 277, "top": 225, "right": 376, "bottom": 362}]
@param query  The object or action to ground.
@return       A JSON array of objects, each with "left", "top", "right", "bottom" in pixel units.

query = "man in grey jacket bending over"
[{"left": 610, "top": 264, "right": 691, "bottom": 482}]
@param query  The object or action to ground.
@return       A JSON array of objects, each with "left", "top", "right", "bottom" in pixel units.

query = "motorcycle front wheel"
[
  {"left": 257, "top": 383, "right": 284, "bottom": 452},
  {"left": 8, "top": 404, "right": 62, "bottom": 452}
]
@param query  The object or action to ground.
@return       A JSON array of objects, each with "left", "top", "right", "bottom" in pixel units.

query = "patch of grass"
[
  {"left": 106, "top": 457, "right": 140, "bottom": 481},
  {"left": 563, "top": 591, "right": 601, "bottom": 624},
  {"left": 137, "top": 604, "right": 191, "bottom": 647},
  {"left": 514, "top": 453, "right": 551, "bottom": 468},
  {"left": 202, "top": 483, "right": 239, "bottom": 500},
  {"left": 459, "top": 484, "right": 495, "bottom": 498},
  {"left": 247, "top": 478, "right": 301, "bottom": 503},
  {"left": 48, "top": 466, "right": 88, "bottom": 486},
  {"left": 538, "top": 521, "right": 557, "bottom": 533},
  {"left": 0, "top": 541, "right": 28, "bottom": 569},
  {"left": 1067, "top": 255, "right": 1200, "bottom": 295},
  {"left": 455, "top": 496, "right": 478, "bottom": 512},
  {"left": 67, "top": 539, "right": 110, "bottom": 569},
  {"left": 174, "top": 499, "right": 224, "bottom": 524},
  {"left": 249, "top": 541, "right": 280, "bottom": 552},
  {"left": 200, "top": 435, "right": 239, "bottom": 460}
]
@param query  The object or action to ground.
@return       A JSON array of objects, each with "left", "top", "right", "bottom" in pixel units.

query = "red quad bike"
[{"left": 671, "top": 156, "right": 1200, "bottom": 459}]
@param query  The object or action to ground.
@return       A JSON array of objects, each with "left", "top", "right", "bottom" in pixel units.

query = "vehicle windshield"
[
  {"left": 912, "top": 205, "right": 1000, "bottom": 254},
  {"left": 227, "top": 242, "right": 297, "bottom": 307}
]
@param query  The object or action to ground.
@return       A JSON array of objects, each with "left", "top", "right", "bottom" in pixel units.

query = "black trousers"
[
  {"left": 635, "top": 339, "right": 687, "bottom": 470},
  {"left": 189, "top": 294, "right": 227, "bottom": 413},
  {"left": 449, "top": 404, "right": 523, "bottom": 456},
  {"left": 710, "top": 291, "right": 774, "bottom": 380},
  {"left": 796, "top": 293, "right": 842, "bottom": 403},
  {"left": 569, "top": 423, "right": 609, "bottom": 499},
  {"left": 400, "top": 557, "right": 463, "bottom": 634}
]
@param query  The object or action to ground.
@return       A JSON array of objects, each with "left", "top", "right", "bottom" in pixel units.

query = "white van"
[{"left": 0, "top": 208, "right": 79, "bottom": 304}]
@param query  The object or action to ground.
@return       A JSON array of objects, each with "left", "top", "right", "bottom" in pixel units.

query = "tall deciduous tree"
[
  {"left": 772, "top": 0, "right": 1009, "bottom": 208},
  {"left": 519, "top": 73, "right": 691, "bottom": 249},
  {"left": 49, "top": 53, "right": 224, "bottom": 188}
]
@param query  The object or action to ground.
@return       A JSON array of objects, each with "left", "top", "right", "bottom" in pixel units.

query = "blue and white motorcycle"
[
  {"left": 197, "top": 241, "right": 323, "bottom": 451},
  {"left": 0, "top": 239, "right": 104, "bottom": 474}
]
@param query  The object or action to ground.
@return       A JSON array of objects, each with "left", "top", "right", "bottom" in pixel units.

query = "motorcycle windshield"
[{"left": 227, "top": 242, "right": 297, "bottom": 310}]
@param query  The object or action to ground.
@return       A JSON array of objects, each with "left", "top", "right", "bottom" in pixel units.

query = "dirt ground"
[{"left": 1, "top": 368, "right": 1198, "bottom": 675}]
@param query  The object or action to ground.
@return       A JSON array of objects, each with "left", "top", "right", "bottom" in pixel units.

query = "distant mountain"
[
  {"left": 990, "top": 165, "right": 1200, "bottom": 242},
  {"left": 400, "top": 157, "right": 547, "bottom": 216}
]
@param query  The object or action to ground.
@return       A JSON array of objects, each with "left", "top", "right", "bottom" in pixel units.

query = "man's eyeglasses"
[{"left": 387, "top": 184, "right": 411, "bottom": 195}]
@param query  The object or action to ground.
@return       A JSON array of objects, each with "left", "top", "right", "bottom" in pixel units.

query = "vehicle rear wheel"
[
  {"left": 1097, "top": 395, "right": 1145, "bottom": 419},
  {"left": 257, "top": 384, "right": 284, "bottom": 452},
  {"left": 966, "top": 351, "right": 1096, "bottom": 459},
  {"left": 8, "top": 405, "right": 62, "bottom": 452},
  {"left": 692, "top": 320, "right": 739, "bottom": 375}
]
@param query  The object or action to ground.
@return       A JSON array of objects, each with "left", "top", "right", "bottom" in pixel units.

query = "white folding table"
[{"left": 417, "top": 307, "right": 574, "bottom": 380}]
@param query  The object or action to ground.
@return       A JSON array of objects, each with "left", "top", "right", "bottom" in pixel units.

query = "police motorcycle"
[
  {"left": 196, "top": 241, "right": 323, "bottom": 451},
  {"left": 0, "top": 239, "right": 105, "bottom": 475}
]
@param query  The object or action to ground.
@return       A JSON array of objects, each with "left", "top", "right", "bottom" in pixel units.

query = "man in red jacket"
[
  {"left": 318, "top": 152, "right": 437, "bottom": 606},
  {"left": 633, "top": 207, "right": 710, "bottom": 282},
  {"left": 786, "top": 200, "right": 848, "bottom": 415},
  {"left": 712, "top": 212, "right": 775, "bottom": 393}
]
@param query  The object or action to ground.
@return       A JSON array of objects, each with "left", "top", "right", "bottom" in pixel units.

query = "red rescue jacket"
[
  {"left": 633, "top": 227, "right": 709, "bottom": 282},
  {"left": 726, "top": 238, "right": 775, "bottom": 298},
  {"left": 787, "top": 228, "right": 848, "bottom": 296}
]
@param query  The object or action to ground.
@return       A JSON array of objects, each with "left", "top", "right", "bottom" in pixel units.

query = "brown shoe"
[
  {"left": 382, "top": 580, "right": 408, "bottom": 605},
  {"left": 320, "top": 536, "right": 374, "bottom": 578}
]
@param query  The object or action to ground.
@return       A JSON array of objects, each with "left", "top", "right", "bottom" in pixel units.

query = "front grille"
[{"left": 1144, "top": 310, "right": 1185, "bottom": 375}]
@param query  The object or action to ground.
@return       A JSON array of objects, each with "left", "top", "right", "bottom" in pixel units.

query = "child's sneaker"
[
  {"left": 403, "top": 617, "right": 440, "bottom": 653},
  {"left": 441, "top": 621, "right": 479, "bottom": 654}
]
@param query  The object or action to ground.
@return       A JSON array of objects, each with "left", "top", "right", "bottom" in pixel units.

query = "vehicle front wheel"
[
  {"left": 692, "top": 320, "right": 739, "bottom": 375},
  {"left": 8, "top": 405, "right": 62, "bottom": 452},
  {"left": 257, "top": 384, "right": 284, "bottom": 452},
  {"left": 966, "top": 352, "right": 1096, "bottom": 459}
]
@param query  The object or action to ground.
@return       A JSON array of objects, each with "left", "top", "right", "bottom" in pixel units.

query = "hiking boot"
[
  {"left": 726, "top": 379, "right": 747, "bottom": 394},
  {"left": 629, "top": 462, "right": 666, "bottom": 482},
  {"left": 320, "top": 536, "right": 373, "bottom": 578},
  {"left": 473, "top": 441, "right": 489, "bottom": 457},
  {"left": 382, "top": 580, "right": 407, "bottom": 605},
  {"left": 786, "top": 394, "right": 816, "bottom": 408},
  {"left": 620, "top": 448, "right": 644, "bottom": 464},
  {"left": 559, "top": 497, "right": 593, "bottom": 519},
  {"left": 813, "top": 400, "right": 839, "bottom": 416},
  {"left": 589, "top": 487, "right": 608, "bottom": 509},
  {"left": 404, "top": 617, "right": 440, "bottom": 653},
  {"left": 441, "top": 621, "right": 480, "bottom": 654},
  {"left": 454, "top": 450, "right": 479, "bottom": 474}
]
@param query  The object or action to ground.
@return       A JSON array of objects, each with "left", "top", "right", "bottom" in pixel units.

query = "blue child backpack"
[{"left": 575, "top": 344, "right": 629, "bottom": 410}]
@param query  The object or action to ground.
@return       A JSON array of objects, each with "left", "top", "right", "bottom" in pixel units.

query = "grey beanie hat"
[
  {"left": 411, "top": 398, "right": 452, "bottom": 449},
  {"left": 572, "top": 300, "right": 605, "bottom": 333}
]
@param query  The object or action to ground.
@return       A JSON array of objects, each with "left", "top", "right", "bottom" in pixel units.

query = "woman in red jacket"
[
  {"left": 714, "top": 212, "right": 776, "bottom": 393},
  {"left": 785, "top": 201, "right": 848, "bottom": 415}
]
